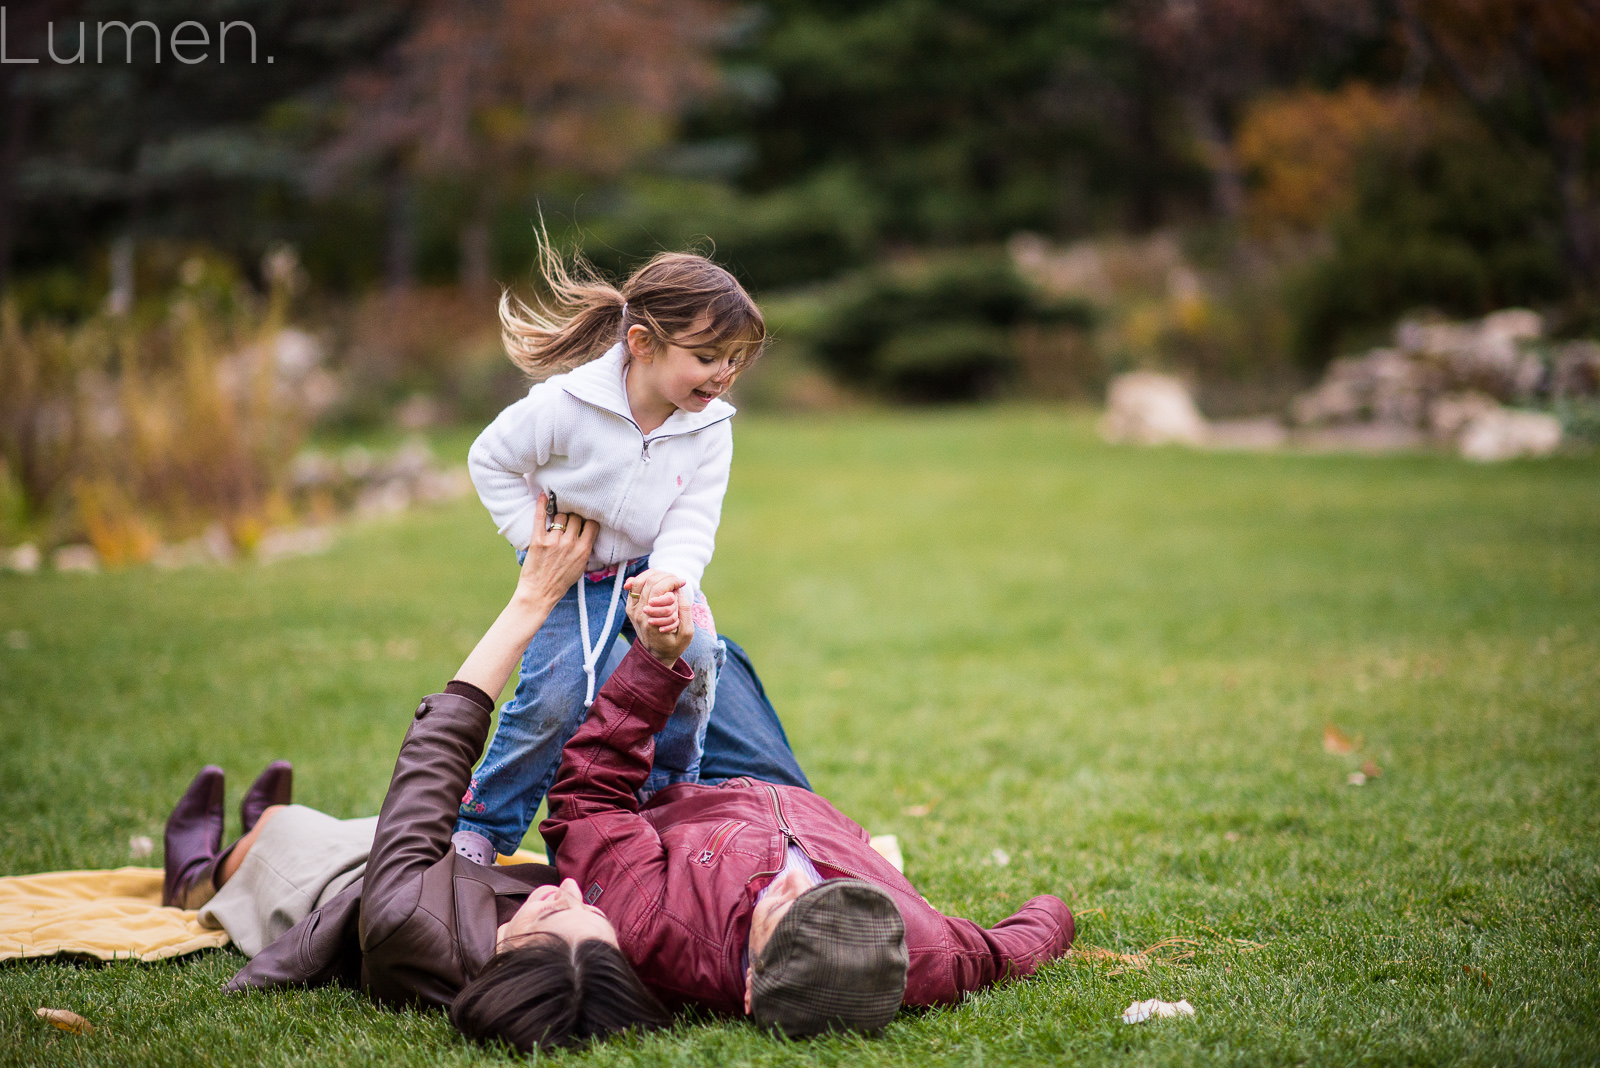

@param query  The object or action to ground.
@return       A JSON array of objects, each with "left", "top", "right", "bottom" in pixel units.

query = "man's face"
[{"left": 743, "top": 868, "right": 814, "bottom": 1013}]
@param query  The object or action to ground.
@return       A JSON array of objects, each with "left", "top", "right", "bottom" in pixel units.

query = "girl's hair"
[
  {"left": 500, "top": 234, "right": 766, "bottom": 379},
  {"left": 450, "top": 934, "right": 672, "bottom": 1053}
]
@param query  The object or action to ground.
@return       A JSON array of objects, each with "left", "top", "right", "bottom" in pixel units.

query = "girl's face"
[{"left": 626, "top": 319, "right": 739, "bottom": 418}]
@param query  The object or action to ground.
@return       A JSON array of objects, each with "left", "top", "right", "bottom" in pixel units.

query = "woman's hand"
[
  {"left": 624, "top": 570, "right": 693, "bottom": 666},
  {"left": 513, "top": 495, "right": 597, "bottom": 612},
  {"left": 452, "top": 495, "right": 597, "bottom": 701}
]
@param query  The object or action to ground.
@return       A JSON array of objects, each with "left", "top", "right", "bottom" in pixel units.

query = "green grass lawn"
[{"left": 3, "top": 409, "right": 1598, "bottom": 1066}]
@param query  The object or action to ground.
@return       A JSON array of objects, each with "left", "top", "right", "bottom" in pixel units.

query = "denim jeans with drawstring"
[{"left": 454, "top": 553, "right": 722, "bottom": 856}]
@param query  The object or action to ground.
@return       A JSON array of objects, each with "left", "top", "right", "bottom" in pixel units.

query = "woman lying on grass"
[{"left": 166, "top": 497, "right": 1074, "bottom": 1049}]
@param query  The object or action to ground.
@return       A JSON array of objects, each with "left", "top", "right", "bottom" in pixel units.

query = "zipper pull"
[
  {"left": 640, "top": 438, "right": 652, "bottom": 462},
  {"left": 696, "top": 849, "right": 715, "bottom": 864}
]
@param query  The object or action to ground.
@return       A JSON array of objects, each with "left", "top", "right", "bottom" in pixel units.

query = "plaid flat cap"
[{"left": 751, "top": 878, "right": 908, "bottom": 1038}]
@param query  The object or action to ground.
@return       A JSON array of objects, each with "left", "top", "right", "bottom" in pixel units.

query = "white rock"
[
  {"left": 1551, "top": 340, "right": 1600, "bottom": 398},
  {"left": 356, "top": 481, "right": 411, "bottom": 518},
  {"left": 1122, "top": 999, "right": 1195, "bottom": 1024},
  {"left": 1204, "top": 417, "right": 1289, "bottom": 450},
  {"left": 272, "top": 328, "right": 324, "bottom": 377},
  {"left": 381, "top": 435, "right": 435, "bottom": 481},
  {"left": 415, "top": 467, "right": 472, "bottom": 504},
  {"left": 1458, "top": 408, "right": 1563, "bottom": 462},
  {"left": 2, "top": 542, "right": 40, "bottom": 573},
  {"left": 395, "top": 394, "right": 443, "bottom": 431},
  {"left": 1100, "top": 373, "right": 1206, "bottom": 446},
  {"left": 1428, "top": 392, "right": 1500, "bottom": 439},
  {"left": 201, "top": 523, "right": 236, "bottom": 564},
  {"left": 52, "top": 545, "right": 100, "bottom": 573},
  {"left": 256, "top": 526, "right": 334, "bottom": 564}
]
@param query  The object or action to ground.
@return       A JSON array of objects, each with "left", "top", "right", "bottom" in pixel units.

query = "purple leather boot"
[
  {"left": 240, "top": 761, "right": 293, "bottom": 833},
  {"left": 162, "top": 766, "right": 225, "bottom": 908}
]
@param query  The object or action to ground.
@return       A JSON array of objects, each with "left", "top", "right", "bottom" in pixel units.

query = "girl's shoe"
[
  {"left": 240, "top": 760, "right": 292, "bottom": 833},
  {"left": 162, "top": 766, "right": 225, "bottom": 908}
]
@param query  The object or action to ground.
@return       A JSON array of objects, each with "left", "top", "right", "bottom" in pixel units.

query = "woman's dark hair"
[{"left": 450, "top": 935, "right": 671, "bottom": 1053}]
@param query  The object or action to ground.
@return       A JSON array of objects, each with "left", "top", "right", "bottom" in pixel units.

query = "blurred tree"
[
  {"left": 1291, "top": 111, "right": 1566, "bottom": 360},
  {"left": 693, "top": 0, "right": 1201, "bottom": 245},
  {"left": 1129, "top": 0, "right": 1385, "bottom": 221},
  {"left": 2, "top": 0, "right": 418, "bottom": 303},
  {"left": 309, "top": 0, "right": 723, "bottom": 293},
  {"left": 1234, "top": 83, "right": 1427, "bottom": 235},
  {"left": 1394, "top": 0, "right": 1600, "bottom": 289}
]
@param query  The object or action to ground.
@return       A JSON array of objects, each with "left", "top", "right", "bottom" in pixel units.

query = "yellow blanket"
[
  {"left": 0, "top": 867, "right": 230, "bottom": 963},
  {"left": 0, "top": 848, "right": 553, "bottom": 965}
]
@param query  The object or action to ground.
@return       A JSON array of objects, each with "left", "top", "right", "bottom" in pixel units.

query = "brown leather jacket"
[{"left": 225, "top": 690, "right": 559, "bottom": 1003}]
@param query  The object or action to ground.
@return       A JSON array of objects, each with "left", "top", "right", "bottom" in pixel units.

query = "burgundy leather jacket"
[{"left": 542, "top": 644, "right": 1076, "bottom": 1014}]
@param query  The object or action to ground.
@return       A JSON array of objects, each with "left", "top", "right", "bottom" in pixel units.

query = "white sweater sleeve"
[
  {"left": 468, "top": 388, "right": 559, "bottom": 551},
  {"left": 647, "top": 419, "right": 732, "bottom": 597}
]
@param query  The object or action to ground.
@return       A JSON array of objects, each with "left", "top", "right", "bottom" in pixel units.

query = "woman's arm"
[
  {"left": 452, "top": 503, "right": 597, "bottom": 700},
  {"left": 359, "top": 503, "right": 595, "bottom": 951}
]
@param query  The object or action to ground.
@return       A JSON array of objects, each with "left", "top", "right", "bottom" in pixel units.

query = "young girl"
[{"left": 451, "top": 242, "right": 765, "bottom": 863}]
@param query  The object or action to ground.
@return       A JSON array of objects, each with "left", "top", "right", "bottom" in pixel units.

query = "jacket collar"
[{"left": 560, "top": 343, "right": 736, "bottom": 437}]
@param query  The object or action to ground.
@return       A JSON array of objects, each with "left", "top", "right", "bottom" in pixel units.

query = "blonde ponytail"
[{"left": 500, "top": 225, "right": 766, "bottom": 380}]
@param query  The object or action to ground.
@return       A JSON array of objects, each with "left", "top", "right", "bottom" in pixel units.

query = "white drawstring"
[{"left": 577, "top": 566, "right": 629, "bottom": 707}]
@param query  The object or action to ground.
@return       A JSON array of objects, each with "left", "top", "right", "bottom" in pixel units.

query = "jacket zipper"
[
  {"left": 759, "top": 782, "right": 876, "bottom": 883},
  {"left": 694, "top": 819, "right": 748, "bottom": 865}
]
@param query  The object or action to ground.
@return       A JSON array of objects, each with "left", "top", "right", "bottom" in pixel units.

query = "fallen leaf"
[
  {"left": 1347, "top": 771, "right": 1367, "bottom": 786},
  {"left": 36, "top": 1008, "right": 93, "bottom": 1034},
  {"left": 1122, "top": 998, "right": 1195, "bottom": 1024},
  {"left": 1323, "top": 724, "right": 1359, "bottom": 754},
  {"left": 128, "top": 835, "right": 154, "bottom": 859},
  {"left": 1223, "top": 831, "right": 1241, "bottom": 842},
  {"left": 990, "top": 848, "right": 1010, "bottom": 867},
  {"left": 1361, "top": 760, "right": 1382, "bottom": 778},
  {"left": 902, "top": 803, "right": 933, "bottom": 818},
  {"left": 1463, "top": 964, "right": 1491, "bottom": 987}
]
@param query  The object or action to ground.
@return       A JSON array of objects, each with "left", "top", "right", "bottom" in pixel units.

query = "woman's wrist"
[{"left": 507, "top": 583, "right": 562, "bottom": 620}]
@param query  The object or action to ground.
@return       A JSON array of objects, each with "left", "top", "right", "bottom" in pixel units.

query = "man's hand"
[
  {"left": 624, "top": 570, "right": 693, "bottom": 666},
  {"left": 514, "top": 495, "right": 597, "bottom": 613},
  {"left": 629, "top": 569, "right": 684, "bottom": 633}
]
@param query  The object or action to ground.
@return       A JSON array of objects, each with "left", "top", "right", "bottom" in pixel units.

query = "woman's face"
[{"left": 497, "top": 878, "right": 618, "bottom": 952}]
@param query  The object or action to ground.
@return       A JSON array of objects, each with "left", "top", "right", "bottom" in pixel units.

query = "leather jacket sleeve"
[
  {"left": 908, "top": 896, "right": 1075, "bottom": 1006},
  {"left": 359, "top": 693, "right": 493, "bottom": 953},
  {"left": 538, "top": 644, "right": 693, "bottom": 863}
]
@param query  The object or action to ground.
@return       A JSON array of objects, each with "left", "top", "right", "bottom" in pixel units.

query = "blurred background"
[{"left": 1, "top": 0, "right": 1597, "bottom": 565}]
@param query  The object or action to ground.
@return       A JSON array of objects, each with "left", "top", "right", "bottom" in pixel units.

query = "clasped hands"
[{"left": 515, "top": 494, "right": 692, "bottom": 668}]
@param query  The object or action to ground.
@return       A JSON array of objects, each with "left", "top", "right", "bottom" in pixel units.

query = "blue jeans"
[
  {"left": 455, "top": 556, "right": 722, "bottom": 856},
  {"left": 696, "top": 637, "right": 811, "bottom": 789},
  {"left": 590, "top": 634, "right": 811, "bottom": 790}
]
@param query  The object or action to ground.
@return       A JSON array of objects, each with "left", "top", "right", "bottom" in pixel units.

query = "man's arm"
[
  {"left": 539, "top": 575, "right": 694, "bottom": 858},
  {"left": 905, "top": 897, "right": 1076, "bottom": 1006},
  {"left": 359, "top": 507, "right": 594, "bottom": 950}
]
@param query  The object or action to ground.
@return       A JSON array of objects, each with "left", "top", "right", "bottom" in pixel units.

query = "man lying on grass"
[{"left": 164, "top": 499, "right": 1074, "bottom": 1050}]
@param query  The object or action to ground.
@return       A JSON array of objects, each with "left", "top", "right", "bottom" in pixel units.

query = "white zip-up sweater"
[{"left": 468, "top": 343, "right": 735, "bottom": 600}]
